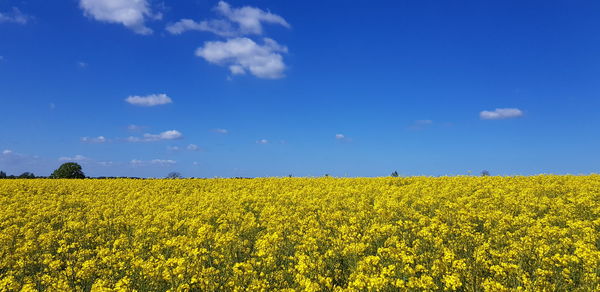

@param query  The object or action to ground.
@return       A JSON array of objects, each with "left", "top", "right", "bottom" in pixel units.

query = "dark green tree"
[
  {"left": 0, "top": 171, "right": 6, "bottom": 178},
  {"left": 18, "top": 172, "right": 35, "bottom": 179},
  {"left": 391, "top": 171, "right": 399, "bottom": 177},
  {"left": 167, "top": 172, "right": 182, "bottom": 179},
  {"left": 481, "top": 170, "right": 490, "bottom": 177},
  {"left": 50, "top": 163, "right": 85, "bottom": 179}
]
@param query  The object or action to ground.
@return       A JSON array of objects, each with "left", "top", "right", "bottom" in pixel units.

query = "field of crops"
[{"left": 1, "top": 176, "right": 599, "bottom": 291}]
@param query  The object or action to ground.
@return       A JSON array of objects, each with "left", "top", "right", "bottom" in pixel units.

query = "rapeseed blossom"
[{"left": 0, "top": 176, "right": 599, "bottom": 290}]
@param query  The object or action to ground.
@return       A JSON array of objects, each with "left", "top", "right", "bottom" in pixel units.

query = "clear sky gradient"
[{"left": 1, "top": 0, "right": 599, "bottom": 177}]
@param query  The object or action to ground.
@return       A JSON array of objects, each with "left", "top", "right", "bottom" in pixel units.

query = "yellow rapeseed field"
[{"left": 1, "top": 176, "right": 599, "bottom": 291}]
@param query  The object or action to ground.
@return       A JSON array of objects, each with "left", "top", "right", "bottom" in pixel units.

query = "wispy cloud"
[
  {"left": 130, "top": 159, "right": 176, "bottom": 167},
  {"left": 81, "top": 136, "right": 108, "bottom": 144},
  {"left": 126, "top": 130, "right": 183, "bottom": 142},
  {"left": 0, "top": 7, "right": 31, "bottom": 24},
  {"left": 79, "top": 0, "right": 160, "bottom": 35},
  {"left": 127, "top": 124, "right": 145, "bottom": 132},
  {"left": 125, "top": 94, "right": 172, "bottom": 107},
  {"left": 480, "top": 108, "right": 524, "bottom": 120},
  {"left": 212, "top": 128, "right": 229, "bottom": 134},
  {"left": 186, "top": 144, "right": 200, "bottom": 151},
  {"left": 166, "top": 1, "right": 289, "bottom": 36},
  {"left": 167, "top": 146, "right": 180, "bottom": 152},
  {"left": 335, "top": 133, "right": 352, "bottom": 142},
  {"left": 196, "top": 37, "right": 287, "bottom": 79},
  {"left": 58, "top": 155, "right": 89, "bottom": 162},
  {"left": 256, "top": 139, "right": 269, "bottom": 144},
  {"left": 0, "top": 149, "right": 43, "bottom": 169}
]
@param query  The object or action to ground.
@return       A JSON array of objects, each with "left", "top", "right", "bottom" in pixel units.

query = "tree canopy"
[{"left": 50, "top": 163, "right": 86, "bottom": 179}]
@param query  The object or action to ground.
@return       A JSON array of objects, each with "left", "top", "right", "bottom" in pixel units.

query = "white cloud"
[
  {"left": 212, "top": 128, "right": 229, "bottom": 134},
  {"left": 81, "top": 136, "right": 107, "bottom": 143},
  {"left": 151, "top": 159, "right": 175, "bottom": 165},
  {"left": 166, "top": 19, "right": 236, "bottom": 36},
  {"left": 78, "top": 61, "right": 88, "bottom": 68},
  {"left": 59, "top": 155, "right": 89, "bottom": 162},
  {"left": 2, "top": 149, "right": 13, "bottom": 155},
  {"left": 215, "top": 1, "right": 289, "bottom": 35},
  {"left": 196, "top": 37, "right": 287, "bottom": 79},
  {"left": 186, "top": 144, "right": 200, "bottom": 151},
  {"left": 0, "top": 56, "right": 4, "bottom": 61},
  {"left": 127, "top": 130, "right": 183, "bottom": 142},
  {"left": 125, "top": 93, "right": 172, "bottom": 107},
  {"left": 256, "top": 139, "right": 269, "bottom": 144},
  {"left": 166, "top": 1, "right": 289, "bottom": 36},
  {"left": 79, "top": 0, "right": 159, "bottom": 35},
  {"left": 480, "top": 108, "right": 524, "bottom": 120},
  {"left": 0, "top": 7, "right": 30, "bottom": 24},
  {"left": 145, "top": 130, "right": 182, "bottom": 141},
  {"left": 130, "top": 159, "right": 176, "bottom": 166}
]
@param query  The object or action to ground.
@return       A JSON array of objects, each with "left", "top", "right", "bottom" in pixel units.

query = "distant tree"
[
  {"left": 391, "top": 171, "right": 399, "bottom": 177},
  {"left": 167, "top": 172, "right": 182, "bottom": 179},
  {"left": 0, "top": 171, "right": 6, "bottom": 179},
  {"left": 50, "top": 163, "right": 86, "bottom": 179},
  {"left": 18, "top": 172, "right": 35, "bottom": 179},
  {"left": 481, "top": 170, "right": 491, "bottom": 177}
]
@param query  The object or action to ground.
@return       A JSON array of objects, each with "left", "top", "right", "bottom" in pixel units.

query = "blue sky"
[{"left": 1, "top": 0, "right": 600, "bottom": 177}]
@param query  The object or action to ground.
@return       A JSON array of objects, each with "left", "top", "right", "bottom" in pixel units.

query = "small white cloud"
[
  {"left": 81, "top": 136, "right": 107, "bottom": 143},
  {"left": 256, "top": 139, "right": 269, "bottom": 144},
  {"left": 212, "top": 128, "right": 229, "bottom": 134},
  {"left": 79, "top": 0, "right": 159, "bottom": 35},
  {"left": 0, "top": 7, "right": 31, "bottom": 24},
  {"left": 166, "top": 1, "right": 289, "bottom": 36},
  {"left": 145, "top": 130, "right": 182, "bottom": 141},
  {"left": 49, "top": 103, "right": 56, "bottom": 110},
  {"left": 127, "top": 130, "right": 183, "bottom": 142},
  {"left": 196, "top": 37, "right": 287, "bottom": 79},
  {"left": 130, "top": 159, "right": 176, "bottom": 166},
  {"left": 186, "top": 144, "right": 200, "bottom": 151},
  {"left": 59, "top": 155, "right": 89, "bottom": 162},
  {"left": 125, "top": 93, "right": 172, "bottom": 107},
  {"left": 2, "top": 149, "right": 13, "bottom": 155},
  {"left": 215, "top": 1, "right": 290, "bottom": 35},
  {"left": 97, "top": 161, "right": 114, "bottom": 166},
  {"left": 151, "top": 159, "right": 176, "bottom": 165},
  {"left": 78, "top": 61, "right": 88, "bottom": 68},
  {"left": 480, "top": 108, "right": 524, "bottom": 120},
  {"left": 192, "top": 161, "right": 199, "bottom": 166},
  {"left": 0, "top": 56, "right": 4, "bottom": 61}
]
